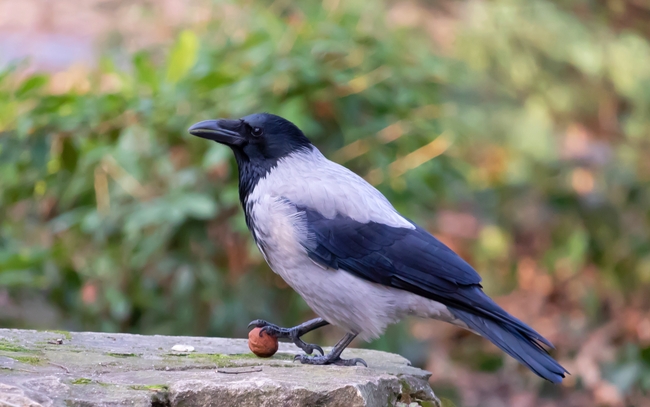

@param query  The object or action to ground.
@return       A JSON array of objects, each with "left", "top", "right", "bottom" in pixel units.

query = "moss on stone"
[
  {"left": 0, "top": 339, "right": 31, "bottom": 353},
  {"left": 232, "top": 352, "right": 258, "bottom": 359},
  {"left": 129, "top": 384, "right": 169, "bottom": 392},
  {"left": 107, "top": 352, "right": 138, "bottom": 357},
  {"left": 48, "top": 330, "right": 72, "bottom": 340},
  {"left": 188, "top": 352, "right": 248, "bottom": 359},
  {"left": 186, "top": 352, "right": 228, "bottom": 360},
  {"left": 13, "top": 355, "right": 44, "bottom": 365},
  {"left": 179, "top": 352, "right": 288, "bottom": 367},
  {"left": 70, "top": 378, "right": 111, "bottom": 387},
  {"left": 399, "top": 377, "right": 412, "bottom": 393},
  {"left": 183, "top": 353, "right": 239, "bottom": 367},
  {"left": 0, "top": 328, "right": 437, "bottom": 405},
  {"left": 268, "top": 352, "right": 295, "bottom": 361}
]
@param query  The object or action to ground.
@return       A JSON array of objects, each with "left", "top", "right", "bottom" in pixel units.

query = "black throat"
[
  {"left": 232, "top": 149, "right": 279, "bottom": 239},
  {"left": 233, "top": 151, "right": 275, "bottom": 204}
]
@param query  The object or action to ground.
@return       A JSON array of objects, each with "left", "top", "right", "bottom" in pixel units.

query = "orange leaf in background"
[
  {"left": 571, "top": 168, "right": 595, "bottom": 195},
  {"left": 81, "top": 282, "right": 97, "bottom": 305}
]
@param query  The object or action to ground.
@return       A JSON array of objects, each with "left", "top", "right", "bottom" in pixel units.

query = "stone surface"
[{"left": 0, "top": 329, "right": 439, "bottom": 407}]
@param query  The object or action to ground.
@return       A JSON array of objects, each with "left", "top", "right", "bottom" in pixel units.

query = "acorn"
[{"left": 248, "top": 327, "right": 278, "bottom": 358}]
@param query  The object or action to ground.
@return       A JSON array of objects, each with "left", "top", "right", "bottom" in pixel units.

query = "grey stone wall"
[{"left": 0, "top": 329, "right": 439, "bottom": 407}]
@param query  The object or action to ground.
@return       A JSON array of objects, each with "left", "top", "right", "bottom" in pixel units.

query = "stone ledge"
[{"left": 0, "top": 329, "right": 439, "bottom": 407}]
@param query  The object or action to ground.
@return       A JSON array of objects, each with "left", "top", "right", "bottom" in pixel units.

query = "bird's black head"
[
  {"left": 188, "top": 113, "right": 312, "bottom": 163},
  {"left": 188, "top": 113, "right": 312, "bottom": 204}
]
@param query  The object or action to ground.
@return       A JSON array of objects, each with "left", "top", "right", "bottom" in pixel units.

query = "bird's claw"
[
  {"left": 247, "top": 319, "right": 275, "bottom": 330},
  {"left": 248, "top": 319, "right": 288, "bottom": 337},
  {"left": 247, "top": 319, "right": 324, "bottom": 355},
  {"left": 301, "top": 343, "right": 324, "bottom": 356},
  {"left": 260, "top": 325, "right": 283, "bottom": 337},
  {"left": 293, "top": 354, "right": 367, "bottom": 367}
]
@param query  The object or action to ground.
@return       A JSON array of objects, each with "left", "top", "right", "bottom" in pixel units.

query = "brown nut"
[{"left": 248, "top": 327, "right": 278, "bottom": 358}]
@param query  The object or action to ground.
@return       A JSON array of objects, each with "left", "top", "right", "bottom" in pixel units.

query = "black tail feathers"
[{"left": 451, "top": 308, "right": 568, "bottom": 383}]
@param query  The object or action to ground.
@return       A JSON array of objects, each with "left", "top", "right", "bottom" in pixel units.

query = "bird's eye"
[{"left": 251, "top": 127, "right": 263, "bottom": 137}]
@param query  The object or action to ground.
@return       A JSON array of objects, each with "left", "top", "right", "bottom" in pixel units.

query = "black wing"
[
  {"left": 299, "top": 206, "right": 551, "bottom": 345},
  {"left": 297, "top": 205, "right": 567, "bottom": 383},
  {"left": 302, "top": 207, "right": 481, "bottom": 289},
  {"left": 301, "top": 205, "right": 486, "bottom": 297}
]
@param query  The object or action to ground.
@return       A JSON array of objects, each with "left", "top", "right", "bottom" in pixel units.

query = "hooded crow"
[{"left": 189, "top": 113, "right": 568, "bottom": 383}]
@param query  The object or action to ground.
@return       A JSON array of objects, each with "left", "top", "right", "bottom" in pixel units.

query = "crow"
[{"left": 189, "top": 113, "right": 568, "bottom": 383}]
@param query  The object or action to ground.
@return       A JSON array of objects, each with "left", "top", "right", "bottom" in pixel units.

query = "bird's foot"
[
  {"left": 294, "top": 353, "right": 367, "bottom": 367},
  {"left": 248, "top": 319, "right": 324, "bottom": 355}
]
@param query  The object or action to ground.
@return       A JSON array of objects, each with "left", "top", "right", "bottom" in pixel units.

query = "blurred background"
[{"left": 1, "top": 0, "right": 649, "bottom": 405}]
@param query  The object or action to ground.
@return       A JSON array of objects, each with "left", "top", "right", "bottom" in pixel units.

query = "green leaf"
[
  {"left": 166, "top": 30, "right": 200, "bottom": 84},
  {"left": 15, "top": 75, "right": 48, "bottom": 98},
  {"left": 439, "top": 398, "right": 458, "bottom": 407},
  {"left": 177, "top": 193, "right": 217, "bottom": 220},
  {"left": 133, "top": 51, "right": 159, "bottom": 92},
  {"left": 202, "top": 143, "right": 230, "bottom": 168}
]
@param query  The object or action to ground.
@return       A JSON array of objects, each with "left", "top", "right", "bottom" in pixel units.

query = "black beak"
[{"left": 188, "top": 119, "right": 244, "bottom": 146}]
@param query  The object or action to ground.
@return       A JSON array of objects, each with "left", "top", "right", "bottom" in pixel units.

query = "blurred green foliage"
[
  {"left": 0, "top": 0, "right": 456, "bottom": 335},
  {"left": 1, "top": 0, "right": 650, "bottom": 405}
]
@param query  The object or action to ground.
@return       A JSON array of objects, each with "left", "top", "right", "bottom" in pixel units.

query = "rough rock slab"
[{"left": 0, "top": 329, "right": 439, "bottom": 407}]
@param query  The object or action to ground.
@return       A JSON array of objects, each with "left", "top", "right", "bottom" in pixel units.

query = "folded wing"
[{"left": 297, "top": 204, "right": 567, "bottom": 383}]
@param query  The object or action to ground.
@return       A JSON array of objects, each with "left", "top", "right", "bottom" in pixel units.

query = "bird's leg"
[
  {"left": 248, "top": 317, "right": 329, "bottom": 355},
  {"left": 294, "top": 332, "right": 367, "bottom": 367}
]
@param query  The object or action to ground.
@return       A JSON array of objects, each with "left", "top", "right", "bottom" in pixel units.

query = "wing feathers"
[
  {"left": 295, "top": 203, "right": 566, "bottom": 382},
  {"left": 303, "top": 206, "right": 481, "bottom": 286}
]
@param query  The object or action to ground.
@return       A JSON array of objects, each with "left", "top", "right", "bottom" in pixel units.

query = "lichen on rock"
[{"left": 0, "top": 328, "right": 439, "bottom": 407}]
